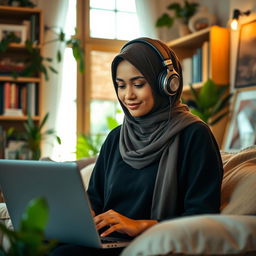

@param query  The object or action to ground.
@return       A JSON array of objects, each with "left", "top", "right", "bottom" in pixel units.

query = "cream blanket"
[{"left": 221, "top": 146, "right": 256, "bottom": 214}]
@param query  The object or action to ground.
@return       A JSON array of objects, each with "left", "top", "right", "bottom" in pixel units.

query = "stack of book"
[
  {"left": 181, "top": 41, "right": 210, "bottom": 86},
  {"left": 0, "top": 82, "right": 38, "bottom": 116}
]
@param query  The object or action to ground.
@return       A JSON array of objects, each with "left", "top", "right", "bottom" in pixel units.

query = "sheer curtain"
[
  {"left": 135, "top": 0, "right": 158, "bottom": 38},
  {"left": 38, "top": 0, "right": 77, "bottom": 161}
]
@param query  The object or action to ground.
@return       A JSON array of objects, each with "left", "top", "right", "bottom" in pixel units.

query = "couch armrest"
[{"left": 76, "top": 157, "right": 97, "bottom": 171}]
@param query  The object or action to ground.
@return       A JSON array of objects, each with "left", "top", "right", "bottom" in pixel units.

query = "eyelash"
[{"left": 117, "top": 83, "right": 145, "bottom": 89}]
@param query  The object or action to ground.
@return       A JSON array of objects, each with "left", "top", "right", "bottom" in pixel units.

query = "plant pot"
[{"left": 178, "top": 23, "right": 191, "bottom": 37}]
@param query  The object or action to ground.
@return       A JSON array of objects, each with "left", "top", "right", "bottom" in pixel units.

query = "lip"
[{"left": 126, "top": 103, "right": 141, "bottom": 110}]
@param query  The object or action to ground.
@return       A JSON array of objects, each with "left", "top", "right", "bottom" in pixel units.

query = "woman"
[{"left": 50, "top": 37, "right": 223, "bottom": 255}]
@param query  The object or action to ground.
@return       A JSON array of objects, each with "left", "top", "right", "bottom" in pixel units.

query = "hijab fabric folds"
[{"left": 111, "top": 38, "right": 202, "bottom": 220}]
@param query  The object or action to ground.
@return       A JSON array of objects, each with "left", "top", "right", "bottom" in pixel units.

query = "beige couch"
[{"left": 1, "top": 147, "right": 256, "bottom": 255}]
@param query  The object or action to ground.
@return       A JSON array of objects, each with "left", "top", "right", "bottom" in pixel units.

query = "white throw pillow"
[
  {"left": 80, "top": 163, "right": 95, "bottom": 190},
  {"left": 121, "top": 215, "right": 256, "bottom": 256}
]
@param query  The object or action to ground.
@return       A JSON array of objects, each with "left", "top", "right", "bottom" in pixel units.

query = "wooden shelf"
[
  {"left": 0, "top": 76, "right": 41, "bottom": 83},
  {"left": 0, "top": 115, "right": 40, "bottom": 121},
  {"left": 167, "top": 26, "right": 230, "bottom": 147},
  {"left": 167, "top": 27, "right": 210, "bottom": 48},
  {"left": 0, "top": 5, "right": 42, "bottom": 14},
  {"left": 8, "top": 43, "right": 42, "bottom": 49}
]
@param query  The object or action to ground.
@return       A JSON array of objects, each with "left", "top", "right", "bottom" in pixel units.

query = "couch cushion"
[
  {"left": 121, "top": 215, "right": 256, "bottom": 256},
  {"left": 220, "top": 146, "right": 256, "bottom": 214},
  {"left": 80, "top": 163, "right": 95, "bottom": 189}
]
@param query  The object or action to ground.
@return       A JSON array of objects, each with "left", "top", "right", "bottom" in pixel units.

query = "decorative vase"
[{"left": 188, "top": 6, "right": 217, "bottom": 32}]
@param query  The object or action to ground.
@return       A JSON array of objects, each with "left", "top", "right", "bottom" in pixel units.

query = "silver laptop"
[{"left": 0, "top": 159, "right": 131, "bottom": 248}]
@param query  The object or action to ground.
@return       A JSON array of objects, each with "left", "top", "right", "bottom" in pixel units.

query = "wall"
[
  {"left": 35, "top": 0, "right": 69, "bottom": 157},
  {"left": 156, "top": 0, "right": 230, "bottom": 42},
  {"left": 155, "top": 0, "right": 256, "bottom": 89},
  {"left": 229, "top": 0, "right": 256, "bottom": 91}
]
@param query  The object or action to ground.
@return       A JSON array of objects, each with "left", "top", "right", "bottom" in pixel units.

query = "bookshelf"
[
  {"left": 167, "top": 26, "right": 230, "bottom": 96},
  {"left": 167, "top": 26, "right": 230, "bottom": 147},
  {"left": 0, "top": 5, "right": 44, "bottom": 159}
]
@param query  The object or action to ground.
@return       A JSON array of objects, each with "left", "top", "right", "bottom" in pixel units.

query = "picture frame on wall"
[
  {"left": 235, "top": 20, "right": 256, "bottom": 88},
  {"left": 224, "top": 90, "right": 256, "bottom": 152},
  {"left": 0, "top": 24, "right": 26, "bottom": 44}
]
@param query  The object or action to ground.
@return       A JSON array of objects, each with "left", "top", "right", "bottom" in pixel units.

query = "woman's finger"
[{"left": 100, "top": 224, "right": 123, "bottom": 237}]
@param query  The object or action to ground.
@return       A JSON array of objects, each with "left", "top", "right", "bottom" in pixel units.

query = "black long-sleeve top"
[{"left": 87, "top": 122, "right": 223, "bottom": 221}]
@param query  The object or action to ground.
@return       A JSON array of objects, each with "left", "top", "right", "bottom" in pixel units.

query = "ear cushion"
[{"left": 159, "top": 69, "right": 180, "bottom": 96}]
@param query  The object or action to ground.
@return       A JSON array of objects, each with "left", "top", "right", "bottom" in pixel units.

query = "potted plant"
[
  {"left": 0, "top": 197, "right": 56, "bottom": 256},
  {"left": 156, "top": 0, "right": 199, "bottom": 36},
  {"left": 21, "top": 112, "right": 61, "bottom": 160},
  {"left": 76, "top": 113, "right": 121, "bottom": 159},
  {"left": 185, "top": 79, "right": 233, "bottom": 125}
]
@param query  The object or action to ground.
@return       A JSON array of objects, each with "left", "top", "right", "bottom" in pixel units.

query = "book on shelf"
[
  {"left": 30, "top": 14, "right": 39, "bottom": 44},
  {"left": 202, "top": 41, "right": 210, "bottom": 81},
  {"left": 192, "top": 47, "right": 202, "bottom": 84},
  {"left": 182, "top": 42, "right": 210, "bottom": 86},
  {"left": 22, "top": 19, "right": 31, "bottom": 41},
  {"left": 27, "top": 82, "right": 37, "bottom": 116},
  {"left": 0, "top": 82, "right": 38, "bottom": 117},
  {"left": 182, "top": 58, "right": 192, "bottom": 86},
  {"left": 0, "top": 83, "right": 4, "bottom": 115}
]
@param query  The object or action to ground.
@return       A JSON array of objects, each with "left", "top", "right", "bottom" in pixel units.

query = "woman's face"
[{"left": 116, "top": 60, "right": 154, "bottom": 117}]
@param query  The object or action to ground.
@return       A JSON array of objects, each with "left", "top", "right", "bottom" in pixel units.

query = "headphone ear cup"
[{"left": 158, "top": 69, "right": 180, "bottom": 96}]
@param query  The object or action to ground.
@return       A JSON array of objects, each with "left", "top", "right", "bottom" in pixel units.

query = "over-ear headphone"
[{"left": 121, "top": 37, "right": 180, "bottom": 96}]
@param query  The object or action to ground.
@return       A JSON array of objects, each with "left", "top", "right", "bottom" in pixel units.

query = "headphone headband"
[
  {"left": 121, "top": 38, "right": 180, "bottom": 96},
  {"left": 121, "top": 37, "right": 171, "bottom": 67}
]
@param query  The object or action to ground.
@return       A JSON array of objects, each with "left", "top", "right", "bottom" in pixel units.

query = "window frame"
[{"left": 76, "top": 0, "right": 127, "bottom": 135}]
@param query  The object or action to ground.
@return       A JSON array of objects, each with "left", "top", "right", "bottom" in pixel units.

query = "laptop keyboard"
[{"left": 100, "top": 236, "right": 128, "bottom": 243}]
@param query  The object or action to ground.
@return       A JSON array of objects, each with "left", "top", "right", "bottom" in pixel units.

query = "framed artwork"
[
  {"left": 235, "top": 20, "right": 256, "bottom": 88},
  {"left": 224, "top": 90, "right": 256, "bottom": 152},
  {"left": 0, "top": 24, "right": 26, "bottom": 44}
]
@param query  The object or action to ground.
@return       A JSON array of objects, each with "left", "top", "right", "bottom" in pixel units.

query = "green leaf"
[
  {"left": 57, "top": 49, "right": 62, "bottom": 62},
  {"left": 39, "top": 112, "right": 49, "bottom": 131},
  {"left": 45, "top": 57, "right": 53, "bottom": 62},
  {"left": 210, "top": 93, "right": 233, "bottom": 116},
  {"left": 43, "top": 129, "right": 55, "bottom": 135},
  {"left": 56, "top": 136, "right": 62, "bottom": 144},
  {"left": 156, "top": 13, "right": 174, "bottom": 28},
  {"left": 167, "top": 3, "right": 181, "bottom": 11},
  {"left": 190, "top": 108, "right": 207, "bottom": 122},
  {"left": 198, "top": 79, "right": 221, "bottom": 109},
  {"left": 40, "top": 64, "right": 49, "bottom": 81},
  {"left": 59, "top": 30, "right": 65, "bottom": 42},
  {"left": 106, "top": 116, "right": 119, "bottom": 130},
  {"left": 49, "top": 66, "right": 58, "bottom": 74},
  {"left": 6, "top": 127, "right": 15, "bottom": 137},
  {"left": 20, "top": 197, "right": 49, "bottom": 233},
  {"left": 188, "top": 83, "right": 199, "bottom": 102}
]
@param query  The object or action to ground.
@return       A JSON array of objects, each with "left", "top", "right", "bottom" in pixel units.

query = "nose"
[{"left": 125, "top": 85, "right": 136, "bottom": 100}]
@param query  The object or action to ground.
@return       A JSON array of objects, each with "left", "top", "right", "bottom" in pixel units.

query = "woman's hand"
[{"left": 94, "top": 209, "right": 157, "bottom": 237}]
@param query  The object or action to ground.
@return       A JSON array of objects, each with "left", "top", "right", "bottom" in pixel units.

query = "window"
[
  {"left": 77, "top": 0, "right": 140, "bottom": 146},
  {"left": 90, "top": 50, "right": 123, "bottom": 134},
  {"left": 89, "top": 0, "right": 139, "bottom": 40}
]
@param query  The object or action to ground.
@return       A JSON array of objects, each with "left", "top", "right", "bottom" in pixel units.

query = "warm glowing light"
[{"left": 231, "top": 19, "right": 238, "bottom": 30}]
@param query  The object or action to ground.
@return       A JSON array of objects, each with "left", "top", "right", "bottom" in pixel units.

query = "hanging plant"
[{"left": 0, "top": 26, "right": 84, "bottom": 80}]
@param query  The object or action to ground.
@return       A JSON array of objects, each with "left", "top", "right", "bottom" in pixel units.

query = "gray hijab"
[{"left": 111, "top": 38, "right": 202, "bottom": 220}]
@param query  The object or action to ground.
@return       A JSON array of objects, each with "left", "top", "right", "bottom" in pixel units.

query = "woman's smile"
[{"left": 126, "top": 102, "right": 141, "bottom": 110}]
